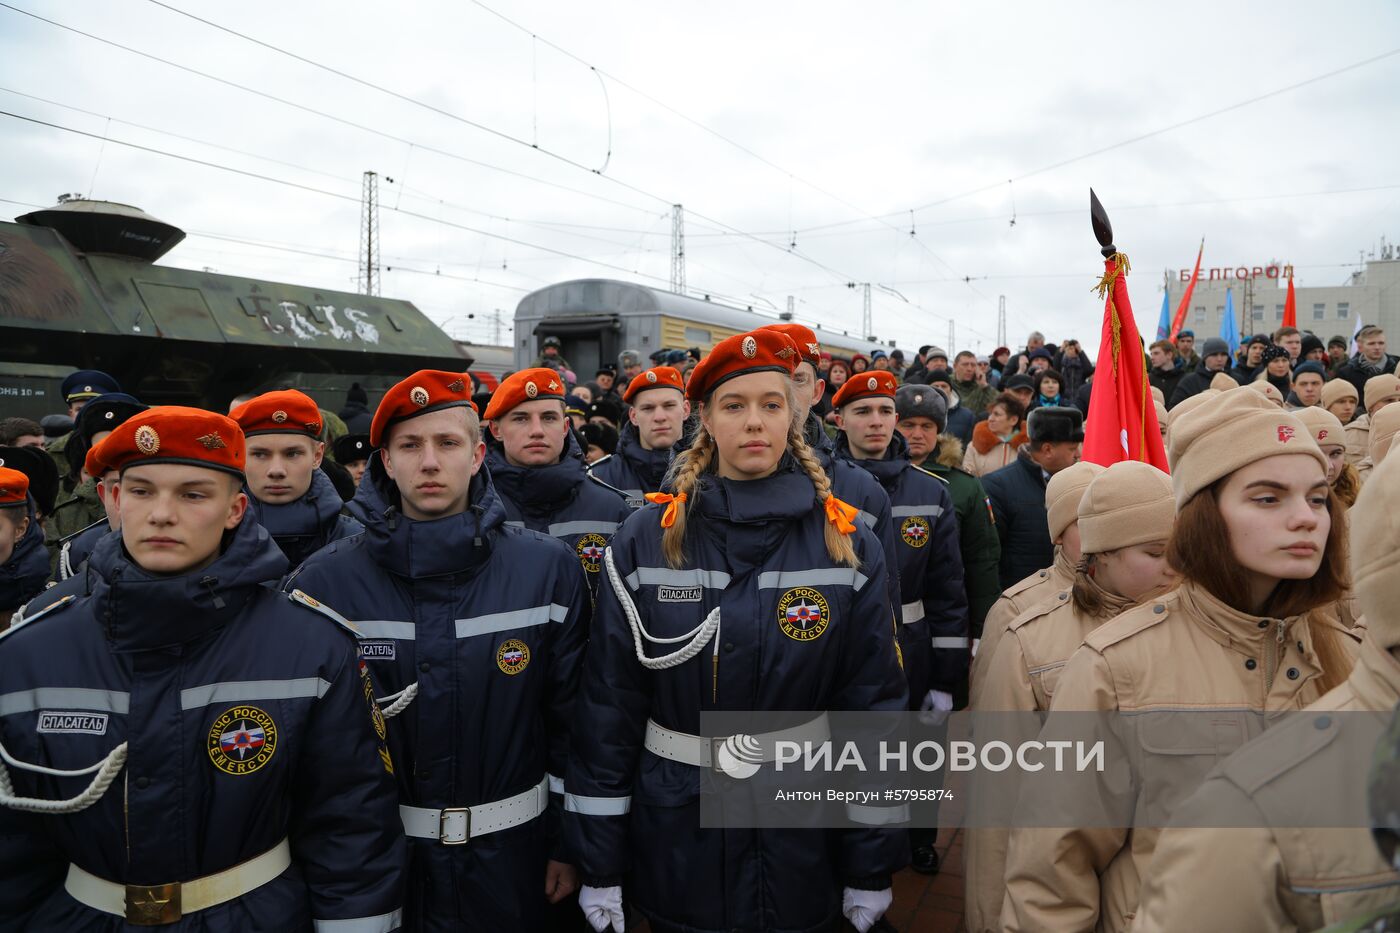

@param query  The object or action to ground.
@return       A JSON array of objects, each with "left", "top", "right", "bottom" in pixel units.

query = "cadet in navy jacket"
[
  {"left": 831, "top": 372, "right": 971, "bottom": 709},
  {"left": 484, "top": 368, "right": 631, "bottom": 594},
  {"left": 0, "top": 406, "right": 404, "bottom": 933},
  {"left": 566, "top": 330, "right": 908, "bottom": 933},
  {"left": 288, "top": 370, "right": 589, "bottom": 932},
  {"left": 589, "top": 366, "right": 686, "bottom": 508},
  {"left": 232, "top": 390, "right": 362, "bottom": 570}
]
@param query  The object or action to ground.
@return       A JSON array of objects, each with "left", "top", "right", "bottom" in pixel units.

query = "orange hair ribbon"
[
  {"left": 644, "top": 492, "right": 687, "bottom": 528},
  {"left": 824, "top": 495, "right": 859, "bottom": 535}
]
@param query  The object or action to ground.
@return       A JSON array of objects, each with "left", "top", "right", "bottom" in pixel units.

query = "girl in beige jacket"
[
  {"left": 1001, "top": 387, "right": 1359, "bottom": 933},
  {"left": 965, "top": 462, "right": 1177, "bottom": 932}
]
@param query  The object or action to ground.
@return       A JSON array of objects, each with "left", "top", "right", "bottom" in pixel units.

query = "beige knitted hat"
[
  {"left": 1291, "top": 406, "right": 1346, "bottom": 449},
  {"left": 1369, "top": 403, "right": 1400, "bottom": 466},
  {"left": 1350, "top": 448, "right": 1400, "bottom": 650},
  {"left": 1246, "top": 380, "right": 1285, "bottom": 407},
  {"left": 1153, "top": 400, "right": 1168, "bottom": 433},
  {"left": 1151, "top": 386, "right": 1165, "bottom": 406},
  {"left": 1209, "top": 372, "right": 1238, "bottom": 393},
  {"left": 1078, "top": 461, "right": 1175, "bottom": 554},
  {"left": 1321, "top": 379, "right": 1358, "bottom": 409},
  {"left": 1168, "top": 387, "right": 1329, "bottom": 506},
  {"left": 1044, "top": 461, "right": 1106, "bottom": 541},
  {"left": 1364, "top": 374, "right": 1400, "bottom": 413}
]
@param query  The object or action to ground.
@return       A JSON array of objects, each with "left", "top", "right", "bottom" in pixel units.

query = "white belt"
[
  {"left": 400, "top": 775, "right": 549, "bottom": 845},
  {"left": 64, "top": 838, "right": 290, "bottom": 925},
  {"left": 900, "top": 600, "right": 923, "bottom": 625},
  {"left": 643, "top": 714, "right": 830, "bottom": 769}
]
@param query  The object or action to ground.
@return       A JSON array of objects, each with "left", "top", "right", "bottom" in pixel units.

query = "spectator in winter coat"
[
  {"left": 1173, "top": 330, "right": 1200, "bottom": 370},
  {"left": 1238, "top": 334, "right": 1270, "bottom": 382},
  {"left": 1053, "top": 339, "right": 1093, "bottom": 399},
  {"left": 1148, "top": 340, "right": 1185, "bottom": 401},
  {"left": 1030, "top": 370, "right": 1064, "bottom": 410},
  {"left": 963, "top": 395, "right": 1029, "bottom": 477},
  {"left": 926, "top": 369, "right": 975, "bottom": 446},
  {"left": 1326, "top": 335, "right": 1350, "bottom": 375},
  {"left": 337, "top": 381, "right": 373, "bottom": 433},
  {"left": 1255, "top": 345, "right": 1294, "bottom": 399},
  {"left": 982, "top": 406, "right": 1084, "bottom": 589},
  {"left": 1168, "top": 337, "right": 1239, "bottom": 408},
  {"left": 850, "top": 353, "right": 870, "bottom": 374},
  {"left": 1287, "top": 361, "right": 1326, "bottom": 409},
  {"left": 1002, "top": 373, "right": 1036, "bottom": 413},
  {"left": 1299, "top": 332, "right": 1328, "bottom": 364},
  {"left": 951, "top": 351, "right": 998, "bottom": 415},
  {"left": 1337, "top": 325, "right": 1400, "bottom": 397}
]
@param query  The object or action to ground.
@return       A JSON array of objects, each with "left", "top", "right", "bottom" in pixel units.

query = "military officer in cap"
[
  {"left": 484, "top": 368, "right": 630, "bottom": 597},
  {"left": 333, "top": 433, "right": 373, "bottom": 487},
  {"left": 50, "top": 392, "right": 148, "bottom": 579},
  {"left": 45, "top": 370, "right": 122, "bottom": 484},
  {"left": 231, "top": 389, "right": 362, "bottom": 569},
  {"left": 287, "top": 370, "right": 589, "bottom": 931},
  {"left": 590, "top": 366, "right": 687, "bottom": 509},
  {"left": 0, "top": 405, "right": 404, "bottom": 931}
]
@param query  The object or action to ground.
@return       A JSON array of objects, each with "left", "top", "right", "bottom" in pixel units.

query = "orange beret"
[
  {"left": 83, "top": 442, "right": 113, "bottom": 481},
  {"left": 0, "top": 466, "right": 28, "bottom": 509},
  {"left": 230, "top": 389, "right": 322, "bottom": 439},
  {"left": 686, "top": 330, "right": 800, "bottom": 402},
  {"left": 370, "top": 370, "right": 477, "bottom": 447},
  {"left": 623, "top": 366, "right": 684, "bottom": 404},
  {"left": 90, "top": 406, "right": 246, "bottom": 478},
  {"left": 482, "top": 368, "right": 566, "bottom": 421},
  {"left": 760, "top": 323, "right": 822, "bottom": 369},
  {"left": 831, "top": 370, "right": 899, "bottom": 409}
]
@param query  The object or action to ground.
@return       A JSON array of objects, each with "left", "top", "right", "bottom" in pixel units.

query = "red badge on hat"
[
  {"left": 230, "top": 390, "right": 323, "bottom": 438},
  {"left": 830, "top": 369, "right": 898, "bottom": 409},
  {"left": 623, "top": 366, "right": 684, "bottom": 404},
  {"left": 1278, "top": 425, "right": 1296, "bottom": 443},
  {"left": 482, "top": 368, "right": 566, "bottom": 421},
  {"left": 686, "top": 330, "right": 800, "bottom": 402},
  {"left": 370, "top": 370, "right": 478, "bottom": 447},
  {"left": 90, "top": 406, "right": 246, "bottom": 477}
]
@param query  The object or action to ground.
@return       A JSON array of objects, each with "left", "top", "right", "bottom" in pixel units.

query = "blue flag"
[
  {"left": 1156, "top": 288, "right": 1171, "bottom": 341},
  {"left": 1220, "top": 287, "right": 1239, "bottom": 356}
]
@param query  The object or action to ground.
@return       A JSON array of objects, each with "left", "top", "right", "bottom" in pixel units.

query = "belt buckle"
[
  {"left": 125, "top": 882, "right": 181, "bottom": 925},
  {"left": 439, "top": 806, "right": 471, "bottom": 846}
]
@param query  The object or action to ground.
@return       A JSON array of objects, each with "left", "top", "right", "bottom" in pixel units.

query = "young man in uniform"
[
  {"left": 44, "top": 370, "right": 122, "bottom": 485},
  {"left": 894, "top": 384, "right": 1001, "bottom": 669},
  {"left": 759, "top": 322, "right": 903, "bottom": 618},
  {"left": 590, "top": 366, "right": 687, "bottom": 509},
  {"left": 0, "top": 405, "right": 404, "bottom": 931},
  {"left": 834, "top": 370, "right": 970, "bottom": 876},
  {"left": 288, "top": 370, "right": 588, "bottom": 931},
  {"left": 231, "top": 389, "right": 362, "bottom": 569},
  {"left": 333, "top": 433, "right": 373, "bottom": 487},
  {"left": 484, "top": 368, "right": 630, "bottom": 595}
]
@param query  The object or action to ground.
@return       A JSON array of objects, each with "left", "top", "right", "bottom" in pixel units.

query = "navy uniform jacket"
[
  {"left": 289, "top": 459, "right": 589, "bottom": 932},
  {"left": 246, "top": 468, "right": 362, "bottom": 570},
  {"left": 981, "top": 450, "right": 1054, "bottom": 590},
  {"left": 0, "top": 495, "right": 50, "bottom": 614},
  {"left": 486, "top": 432, "right": 630, "bottom": 595},
  {"left": 804, "top": 413, "right": 903, "bottom": 619},
  {"left": 0, "top": 517, "right": 405, "bottom": 932},
  {"left": 565, "top": 457, "right": 908, "bottom": 933},
  {"left": 589, "top": 423, "right": 673, "bottom": 509},
  {"left": 836, "top": 433, "right": 970, "bottom": 702}
]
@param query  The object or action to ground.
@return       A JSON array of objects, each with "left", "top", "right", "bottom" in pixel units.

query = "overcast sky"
[{"left": 4, "top": 1, "right": 1398, "bottom": 355}]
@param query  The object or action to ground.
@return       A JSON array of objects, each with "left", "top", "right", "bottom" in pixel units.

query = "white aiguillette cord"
[
  {"left": 603, "top": 547, "right": 721, "bottom": 673},
  {"left": 0, "top": 739, "right": 128, "bottom": 814}
]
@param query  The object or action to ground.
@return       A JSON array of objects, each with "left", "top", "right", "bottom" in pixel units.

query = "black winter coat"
[{"left": 981, "top": 450, "right": 1053, "bottom": 589}]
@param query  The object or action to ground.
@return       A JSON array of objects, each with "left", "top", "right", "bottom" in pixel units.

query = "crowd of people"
[{"left": 0, "top": 315, "right": 1394, "bottom": 933}]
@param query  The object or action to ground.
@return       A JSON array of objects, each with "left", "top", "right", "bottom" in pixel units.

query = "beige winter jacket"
[
  {"left": 1344, "top": 413, "right": 1370, "bottom": 466},
  {"left": 1132, "top": 636, "right": 1400, "bottom": 932},
  {"left": 964, "top": 577, "right": 1134, "bottom": 933},
  {"left": 969, "top": 548, "right": 1078, "bottom": 707},
  {"left": 1000, "top": 583, "right": 1360, "bottom": 933}
]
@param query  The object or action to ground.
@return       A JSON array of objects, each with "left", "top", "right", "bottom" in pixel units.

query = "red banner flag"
[
  {"left": 1282, "top": 273, "right": 1297, "bottom": 327},
  {"left": 1083, "top": 254, "right": 1171, "bottom": 471},
  {"left": 1168, "top": 240, "right": 1204, "bottom": 340}
]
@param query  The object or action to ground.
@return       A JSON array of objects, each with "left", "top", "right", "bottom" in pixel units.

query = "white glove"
[
  {"left": 919, "top": 688, "right": 954, "bottom": 726},
  {"left": 842, "top": 886, "right": 893, "bottom": 932},
  {"left": 971, "top": 637, "right": 980, "bottom": 657},
  {"left": 579, "top": 884, "right": 624, "bottom": 933}
]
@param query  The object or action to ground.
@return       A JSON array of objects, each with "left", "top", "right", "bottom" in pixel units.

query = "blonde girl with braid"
[{"left": 565, "top": 329, "right": 910, "bottom": 933}]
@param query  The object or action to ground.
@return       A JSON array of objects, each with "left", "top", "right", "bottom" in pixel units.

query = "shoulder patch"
[
  {"left": 909, "top": 463, "right": 950, "bottom": 484},
  {"left": 1082, "top": 600, "right": 1168, "bottom": 651},
  {"left": 0, "top": 594, "right": 78, "bottom": 642},
  {"left": 1218, "top": 712, "right": 1340, "bottom": 795},
  {"left": 1006, "top": 592, "right": 1070, "bottom": 633},
  {"left": 287, "top": 589, "right": 361, "bottom": 636}
]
